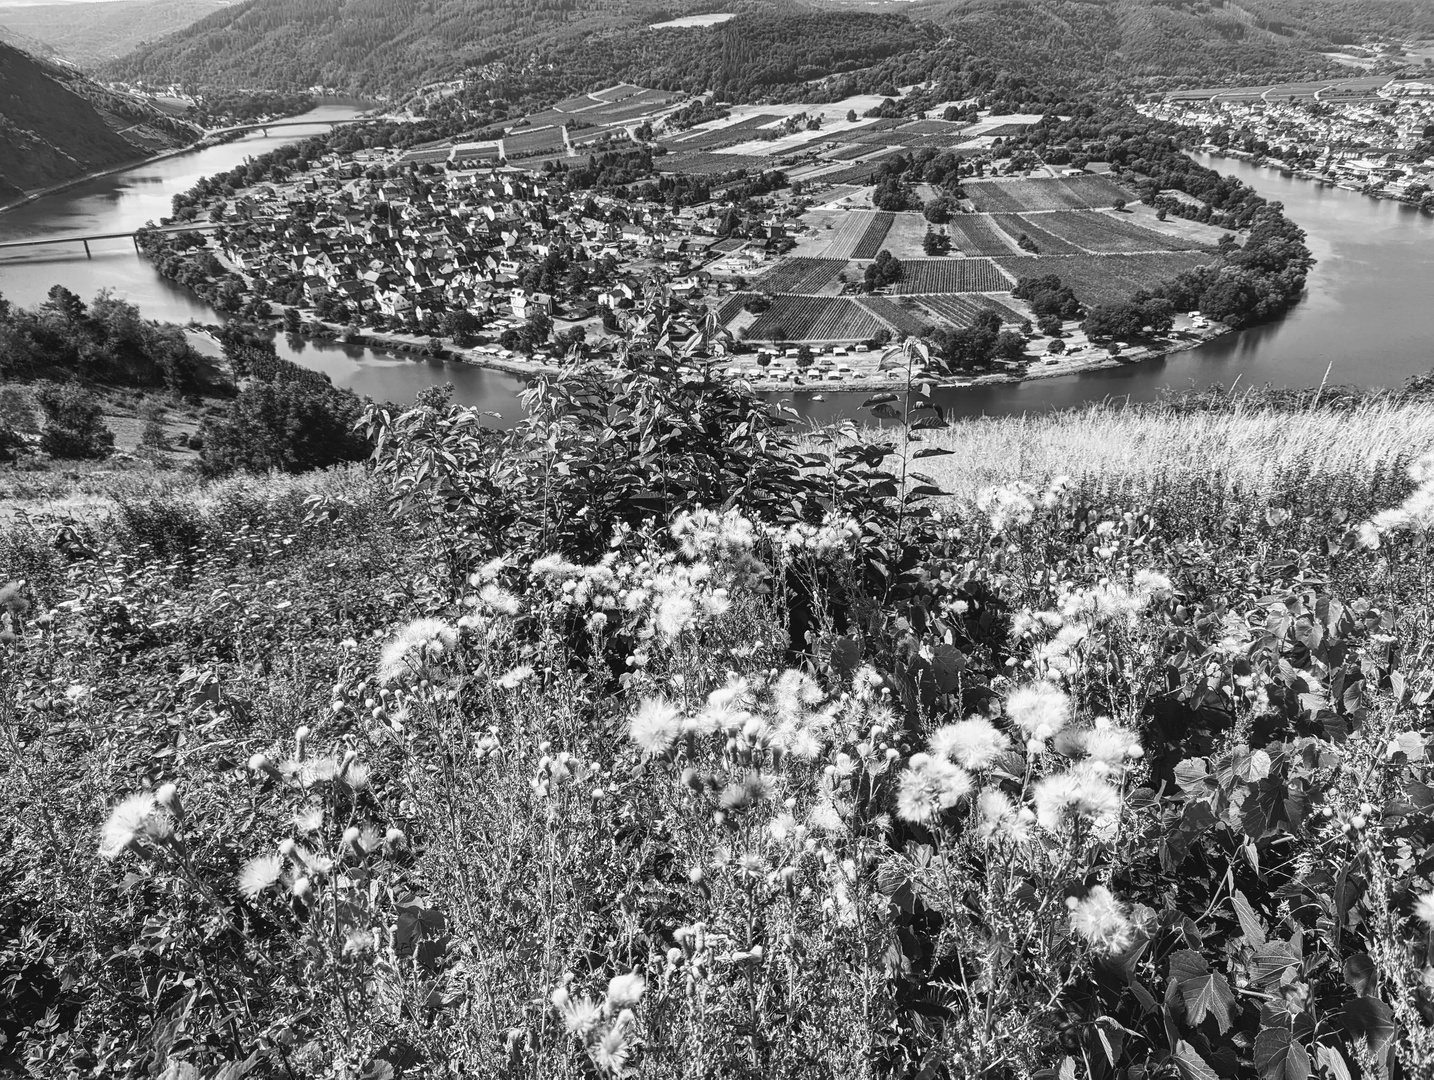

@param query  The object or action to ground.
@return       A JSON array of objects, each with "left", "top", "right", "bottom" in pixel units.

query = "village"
[
  {"left": 145, "top": 84, "right": 1235, "bottom": 392},
  {"left": 1140, "top": 76, "right": 1434, "bottom": 207}
]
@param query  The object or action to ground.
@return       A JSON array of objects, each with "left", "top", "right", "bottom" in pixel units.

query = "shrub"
[{"left": 36, "top": 382, "right": 115, "bottom": 459}]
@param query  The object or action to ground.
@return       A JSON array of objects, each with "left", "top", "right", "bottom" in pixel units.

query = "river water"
[{"left": 2, "top": 123, "right": 1431, "bottom": 423}]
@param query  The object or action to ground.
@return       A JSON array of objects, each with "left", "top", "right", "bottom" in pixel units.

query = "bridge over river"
[{"left": 0, "top": 222, "right": 225, "bottom": 258}]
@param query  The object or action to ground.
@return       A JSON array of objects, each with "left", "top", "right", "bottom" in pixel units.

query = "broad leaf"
[
  {"left": 1254, "top": 1027, "right": 1310, "bottom": 1080},
  {"left": 1173, "top": 1041, "right": 1220, "bottom": 1080},
  {"left": 1169, "top": 950, "right": 1238, "bottom": 1033}
]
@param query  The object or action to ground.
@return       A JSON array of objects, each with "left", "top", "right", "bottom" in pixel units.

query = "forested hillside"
[
  {"left": 0, "top": 42, "right": 192, "bottom": 204},
  {"left": 0, "top": 0, "right": 225, "bottom": 68},
  {"left": 102, "top": 0, "right": 1434, "bottom": 100}
]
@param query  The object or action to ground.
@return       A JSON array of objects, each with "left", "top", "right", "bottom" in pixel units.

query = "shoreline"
[
  {"left": 1202, "top": 150, "right": 1432, "bottom": 211},
  {"left": 0, "top": 139, "right": 224, "bottom": 216}
]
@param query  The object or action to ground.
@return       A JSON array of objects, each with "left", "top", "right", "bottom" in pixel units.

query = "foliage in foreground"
[{"left": 3, "top": 329, "right": 1434, "bottom": 1078}]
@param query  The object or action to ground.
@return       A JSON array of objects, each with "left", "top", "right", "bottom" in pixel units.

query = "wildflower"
[
  {"left": 1081, "top": 721, "right": 1142, "bottom": 765},
  {"left": 1006, "top": 683, "right": 1070, "bottom": 742},
  {"left": 590, "top": 1022, "right": 631, "bottom": 1074},
  {"left": 342, "top": 930, "right": 376, "bottom": 957},
  {"left": 1068, "top": 886, "right": 1135, "bottom": 954},
  {"left": 98, "top": 793, "right": 156, "bottom": 860},
  {"left": 552, "top": 987, "right": 602, "bottom": 1034},
  {"left": 496, "top": 665, "right": 535, "bottom": 689},
  {"left": 629, "top": 696, "right": 682, "bottom": 755},
  {"left": 1415, "top": 892, "right": 1434, "bottom": 928},
  {"left": 378, "top": 617, "right": 458, "bottom": 685},
  {"left": 929, "top": 717, "right": 1010, "bottom": 771},
  {"left": 606, "top": 972, "right": 645, "bottom": 1008},
  {"left": 478, "top": 584, "right": 521, "bottom": 616},
  {"left": 975, "top": 482, "right": 1036, "bottom": 532},
  {"left": 974, "top": 787, "right": 1030, "bottom": 842},
  {"left": 238, "top": 855, "right": 283, "bottom": 898},
  {"left": 1133, "top": 569, "right": 1173, "bottom": 596},
  {"left": 1033, "top": 763, "right": 1121, "bottom": 831},
  {"left": 894, "top": 754, "right": 973, "bottom": 824},
  {"left": 653, "top": 592, "right": 696, "bottom": 640}
]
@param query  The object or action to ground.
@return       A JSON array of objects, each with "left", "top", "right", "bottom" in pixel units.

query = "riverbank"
[{"left": 1206, "top": 149, "right": 1433, "bottom": 211}]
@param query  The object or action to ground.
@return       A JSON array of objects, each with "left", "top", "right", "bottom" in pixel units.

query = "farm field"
[
  {"left": 824, "top": 143, "right": 875, "bottom": 161},
  {"left": 942, "top": 214, "right": 1021, "bottom": 257},
  {"left": 714, "top": 292, "right": 749, "bottom": 327},
  {"left": 658, "top": 152, "right": 771, "bottom": 175},
  {"left": 882, "top": 213, "right": 934, "bottom": 258},
  {"left": 666, "top": 114, "right": 782, "bottom": 151},
  {"left": 990, "top": 214, "right": 1083, "bottom": 255},
  {"left": 888, "top": 258, "right": 1014, "bottom": 294},
  {"left": 1028, "top": 211, "right": 1215, "bottom": 254},
  {"left": 913, "top": 292, "right": 1027, "bottom": 327},
  {"left": 751, "top": 257, "right": 848, "bottom": 294},
  {"left": 994, "top": 253, "right": 1215, "bottom": 306},
  {"left": 856, "top": 295, "right": 936, "bottom": 337},
  {"left": 744, "top": 295, "right": 888, "bottom": 341},
  {"left": 819, "top": 152, "right": 908, "bottom": 186},
  {"left": 897, "top": 119, "right": 969, "bottom": 135},
  {"left": 964, "top": 175, "right": 1137, "bottom": 213},
  {"left": 788, "top": 210, "right": 876, "bottom": 259},
  {"left": 851, "top": 212, "right": 896, "bottom": 259}
]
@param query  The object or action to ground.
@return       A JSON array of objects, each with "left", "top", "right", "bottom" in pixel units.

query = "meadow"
[{"left": 6, "top": 306, "right": 1434, "bottom": 1079}]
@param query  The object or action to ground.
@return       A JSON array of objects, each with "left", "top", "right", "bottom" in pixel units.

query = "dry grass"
[{"left": 862, "top": 400, "right": 1434, "bottom": 505}]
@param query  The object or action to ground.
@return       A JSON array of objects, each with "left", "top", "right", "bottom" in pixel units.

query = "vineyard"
[
  {"left": 964, "top": 176, "right": 1138, "bottom": 213},
  {"left": 943, "top": 215, "right": 1021, "bottom": 257},
  {"left": 751, "top": 258, "right": 847, "bottom": 294},
  {"left": 658, "top": 152, "right": 771, "bottom": 175},
  {"left": 914, "top": 292, "right": 1027, "bottom": 327},
  {"left": 714, "top": 292, "right": 750, "bottom": 327},
  {"left": 824, "top": 143, "right": 873, "bottom": 161},
  {"left": 995, "top": 253, "right": 1216, "bottom": 306},
  {"left": 666, "top": 114, "right": 782, "bottom": 151},
  {"left": 744, "top": 295, "right": 887, "bottom": 341},
  {"left": 802, "top": 212, "right": 878, "bottom": 260},
  {"left": 888, "top": 258, "right": 1014, "bottom": 294},
  {"left": 851, "top": 212, "right": 896, "bottom": 260},
  {"left": 991, "top": 214, "right": 1084, "bottom": 255},
  {"left": 1024, "top": 211, "right": 1216, "bottom": 254},
  {"left": 856, "top": 295, "right": 937, "bottom": 337}
]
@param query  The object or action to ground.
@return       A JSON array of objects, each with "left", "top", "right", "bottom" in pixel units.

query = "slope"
[
  {"left": 0, "top": 0, "right": 228, "bottom": 68},
  {"left": 0, "top": 41, "right": 196, "bottom": 203}
]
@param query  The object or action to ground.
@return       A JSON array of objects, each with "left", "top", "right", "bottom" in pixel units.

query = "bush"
[{"left": 36, "top": 383, "right": 115, "bottom": 460}]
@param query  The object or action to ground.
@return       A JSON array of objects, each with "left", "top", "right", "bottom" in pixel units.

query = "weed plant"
[{"left": 4, "top": 309, "right": 1434, "bottom": 1078}]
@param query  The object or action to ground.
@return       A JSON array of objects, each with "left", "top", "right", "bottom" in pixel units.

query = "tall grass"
[{"left": 885, "top": 400, "right": 1434, "bottom": 506}]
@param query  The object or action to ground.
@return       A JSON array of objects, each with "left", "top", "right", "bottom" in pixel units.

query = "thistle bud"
[
  {"left": 248, "top": 752, "right": 270, "bottom": 773},
  {"left": 688, "top": 866, "right": 704, "bottom": 885},
  {"left": 292, "top": 876, "right": 311, "bottom": 900},
  {"left": 155, "top": 783, "right": 182, "bottom": 820},
  {"left": 342, "top": 826, "right": 361, "bottom": 848},
  {"left": 384, "top": 827, "right": 406, "bottom": 849},
  {"left": 278, "top": 838, "right": 296, "bottom": 858}
]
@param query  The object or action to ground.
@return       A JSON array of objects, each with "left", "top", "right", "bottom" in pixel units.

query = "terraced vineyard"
[
  {"left": 856, "top": 296, "right": 936, "bottom": 337},
  {"left": 888, "top": 258, "right": 1014, "bottom": 294},
  {"left": 658, "top": 152, "right": 768, "bottom": 175},
  {"left": 914, "top": 293, "right": 1027, "bottom": 327},
  {"left": 751, "top": 258, "right": 847, "bottom": 293},
  {"left": 714, "top": 292, "right": 750, "bottom": 327},
  {"left": 964, "top": 176, "right": 1137, "bottom": 213},
  {"left": 745, "top": 295, "right": 887, "bottom": 341},
  {"left": 667, "top": 114, "right": 782, "bottom": 151},
  {"left": 851, "top": 213, "right": 896, "bottom": 260},
  {"left": 995, "top": 253, "right": 1215, "bottom": 306}
]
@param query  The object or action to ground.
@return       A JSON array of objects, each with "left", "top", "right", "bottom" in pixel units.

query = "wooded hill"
[
  {"left": 0, "top": 42, "right": 195, "bottom": 205},
  {"left": 100, "top": 0, "right": 1434, "bottom": 99}
]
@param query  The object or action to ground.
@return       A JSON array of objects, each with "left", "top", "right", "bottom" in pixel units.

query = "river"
[{"left": 2, "top": 124, "right": 1431, "bottom": 423}]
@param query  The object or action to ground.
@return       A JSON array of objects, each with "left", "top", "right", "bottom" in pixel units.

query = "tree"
[
  {"left": 1047, "top": 338, "right": 1066, "bottom": 355},
  {"left": 864, "top": 250, "right": 903, "bottom": 291},
  {"left": 522, "top": 309, "right": 553, "bottom": 350},
  {"left": 199, "top": 379, "right": 366, "bottom": 476},
  {"left": 923, "top": 197, "right": 955, "bottom": 224},
  {"left": 43, "top": 285, "right": 87, "bottom": 326},
  {"left": 796, "top": 344, "right": 814, "bottom": 370},
  {"left": 1113, "top": 199, "right": 1127, "bottom": 212},
  {"left": 846, "top": 110, "right": 858, "bottom": 123},
  {"left": 36, "top": 383, "right": 114, "bottom": 460},
  {"left": 1036, "top": 313, "right": 1063, "bottom": 337},
  {"left": 922, "top": 231, "right": 951, "bottom": 256}
]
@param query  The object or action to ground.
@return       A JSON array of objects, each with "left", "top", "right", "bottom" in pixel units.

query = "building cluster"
[
  {"left": 1141, "top": 85, "right": 1434, "bottom": 200},
  {"left": 208, "top": 154, "right": 752, "bottom": 336}
]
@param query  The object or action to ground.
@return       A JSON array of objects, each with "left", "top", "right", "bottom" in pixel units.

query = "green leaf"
[
  {"left": 1173, "top": 1041, "right": 1220, "bottom": 1080},
  {"left": 1315, "top": 1046, "right": 1352, "bottom": 1080},
  {"left": 1169, "top": 950, "right": 1238, "bottom": 1034},
  {"left": 1233, "top": 890, "right": 1267, "bottom": 946},
  {"left": 1337, "top": 997, "right": 1395, "bottom": 1057},
  {"left": 932, "top": 644, "right": 965, "bottom": 692},
  {"left": 1254, "top": 1027, "right": 1310, "bottom": 1080},
  {"left": 1249, "top": 941, "right": 1300, "bottom": 989},
  {"left": 1343, "top": 952, "right": 1377, "bottom": 997},
  {"left": 860, "top": 393, "right": 899, "bottom": 408},
  {"left": 911, "top": 447, "right": 953, "bottom": 458}
]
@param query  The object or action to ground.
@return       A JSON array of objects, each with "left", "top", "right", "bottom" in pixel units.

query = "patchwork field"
[
  {"left": 789, "top": 211, "right": 878, "bottom": 259},
  {"left": 744, "top": 295, "right": 888, "bottom": 342},
  {"left": 667, "top": 115, "right": 782, "bottom": 151},
  {"left": 658, "top": 152, "right": 772, "bottom": 175},
  {"left": 888, "top": 258, "right": 1015, "bottom": 294},
  {"left": 990, "top": 214, "right": 1083, "bottom": 255},
  {"left": 963, "top": 175, "right": 1137, "bottom": 213},
  {"left": 994, "top": 253, "right": 1214, "bottom": 306}
]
